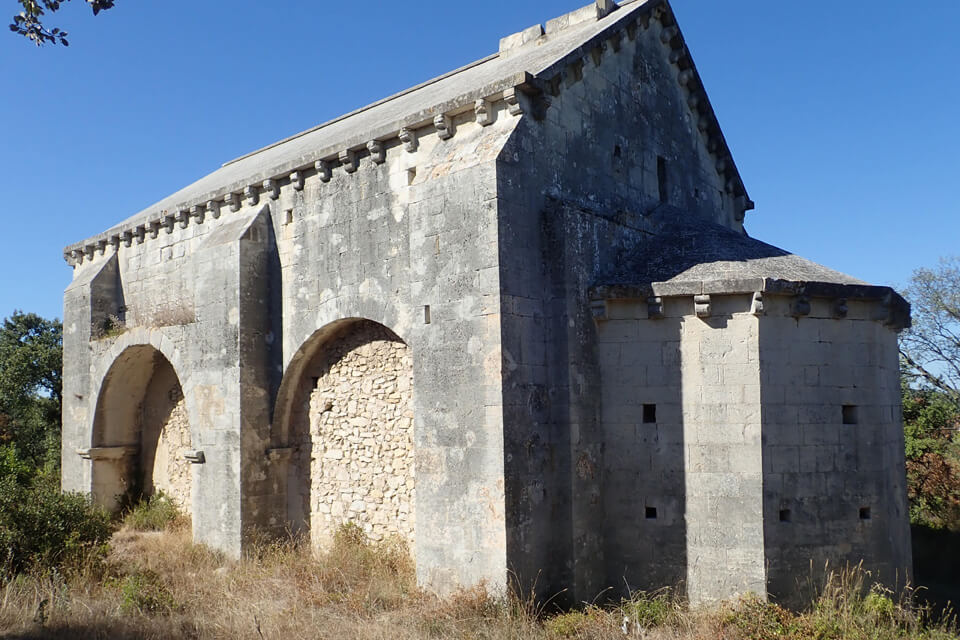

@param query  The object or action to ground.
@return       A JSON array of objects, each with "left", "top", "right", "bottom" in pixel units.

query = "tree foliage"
[
  {"left": 902, "top": 382, "right": 960, "bottom": 530},
  {"left": 900, "top": 256, "right": 960, "bottom": 408},
  {"left": 9, "top": 0, "right": 115, "bottom": 46},
  {"left": 0, "top": 311, "right": 62, "bottom": 471}
]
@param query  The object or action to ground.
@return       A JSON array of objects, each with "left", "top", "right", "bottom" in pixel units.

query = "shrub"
[
  {"left": 621, "top": 589, "right": 678, "bottom": 629},
  {"left": 117, "top": 569, "right": 178, "bottom": 616},
  {"left": 122, "top": 492, "right": 183, "bottom": 532},
  {"left": 0, "top": 473, "right": 113, "bottom": 575},
  {"left": 544, "top": 610, "right": 590, "bottom": 637}
]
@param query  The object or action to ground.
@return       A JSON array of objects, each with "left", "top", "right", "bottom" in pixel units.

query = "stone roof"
[
  {"left": 65, "top": 0, "right": 750, "bottom": 257},
  {"left": 591, "top": 208, "right": 909, "bottom": 324}
]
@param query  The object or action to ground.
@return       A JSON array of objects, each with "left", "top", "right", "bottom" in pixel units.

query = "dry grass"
[{"left": 0, "top": 524, "right": 957, "bottom": 640}]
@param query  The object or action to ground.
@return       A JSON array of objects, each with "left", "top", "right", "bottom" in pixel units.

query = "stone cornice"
[
  {"left": 64, "top": 0, "right": 752, "bottom": 262},
  {"left": 588, "top": 279, "right": 911, "bottom": 330}
]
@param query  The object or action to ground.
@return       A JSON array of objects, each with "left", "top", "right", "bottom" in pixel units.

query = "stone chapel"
[{"left": 61, "top": 0, "right": 912, "bottom": 606}]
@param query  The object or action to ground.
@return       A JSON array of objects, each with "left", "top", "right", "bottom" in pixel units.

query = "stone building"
[{"left": 61, "top": 0, "right": 912, "bottom": 606}]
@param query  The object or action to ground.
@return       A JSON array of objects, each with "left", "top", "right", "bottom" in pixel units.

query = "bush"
[
  {"left": 117, "top": 569, "right": 178, "bottom": 616},
  {"left": 0, "top": 473, "right": 113, "bottom": 575},
  {"left": 122, "top": 493, "right": 183, "bottom": 532}
]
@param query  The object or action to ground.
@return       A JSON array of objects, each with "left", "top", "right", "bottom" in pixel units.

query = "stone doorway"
[
  {"left": 289, "top": 320, "right": 415, "bottom": 550},
  {"left": 90, "top": 345, "right": 192, "bottom": 514}
]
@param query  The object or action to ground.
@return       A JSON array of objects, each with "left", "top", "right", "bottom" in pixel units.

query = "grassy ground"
[{"left": 0, "top": 519, "right": 957, "bottom": 640}]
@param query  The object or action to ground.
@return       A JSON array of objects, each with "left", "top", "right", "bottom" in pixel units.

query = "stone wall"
[
  {"left": 295, "top": 322, "right": 414, "bottom": 549},
  {"left": 141, "top": 369, "right": 192, "bottom": 513}
]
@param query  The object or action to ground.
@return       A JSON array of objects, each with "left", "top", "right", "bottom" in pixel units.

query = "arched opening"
[
  {"left": 91, "top": 345, "right": 192, "bottom": 514},
  {"left": 287, "top": 319, "right": 414, "bottom": 550}
]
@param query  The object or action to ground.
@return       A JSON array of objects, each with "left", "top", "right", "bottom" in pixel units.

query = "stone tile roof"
[
  {"left": 592, "top": 207, "right": 908, "bottom": 317},
  {"left": 65, "top": 0, "right": 750, "bottom": 256}
]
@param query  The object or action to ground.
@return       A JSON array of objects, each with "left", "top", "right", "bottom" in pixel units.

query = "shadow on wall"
[{"left": 912, "top": 525, "right": 960, "bottom": 611}]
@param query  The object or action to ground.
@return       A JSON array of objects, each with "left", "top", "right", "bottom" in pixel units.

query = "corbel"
[
  {"left": 191, "top": 204, "right": 205, "bottom": 224},
  {"left": 206, "top": 200, "right": 221, "bottom": 220},
  {"left": 289, "top": 171, "right": 305, "bottom": 191},
  {"left": 669, "top": 47, "right": 688, "bottom": 66},
  {"left": 647, "top": 296, "right": 664, "bottom": 319},
  {"left": 122, "top": 230, "right": 133, "bottom": 248},
  {"left": 609, "top": 30, "right": 622, "bottom": 52},
  {"left": 791, "top": 295, "right": 811, "bottom": 317},
  {"left": 135, "top": 225, "right": 146, "bottom": 244},
  {"left": 659, "top": 25, "right": 679, "bottom": 45},
  {"left": 503, "top": 88, "right": 523, "bottom": 116},
  {"left": 315, "top": 159, "right": 332, "bottom": 182},
  {"left": 475, "top": 98, "right": 494, "bottom": 126},
  {"left": 565, "top": 59, "right": 584, "bottom": 87},
  {"left": 590, "top": 299, "right": 608, "bottom": 321},
  {"left": 83, "top": 244, "right": 96, "bottom": 261},
  {"left": 176, "top": 209, "right": 190, "bottom": 229},
  {"left": 338, "top": 149, "right": 358, "bottom": 173},
  {"left": 433, "top": 114, "right": 454, "bottom": 140},
  {"left": 367, "top": 140, "right": 386, "bottom": 163},
  {"left": 694, "top": 294, "right": 711, "bottom": 318},
  {"left": 833, "top": 298, "right": 849, "bottom": 319},
  {"left": 687, "top": 93, "right": 701, "bottom": 111},
  {"left": 698, "top": 115, "right": 712, "bottom": 133},
  {"left": 96, "top": 240, "right": 107, "bottom": 256},
  {"left": 263, "top": 178, "right": 280, "bottom": 199},
  {"left": 70, "top": 249, "right": 83, "bottom": 266},
  {"left": 716, "top": 156, "right": 731, "bottom": 176},
  {"left": 163, "top": 214, "right": 176, "bottom": 234},
  {"left": 109, "top": 235, "right": 121, "bottom": 252},
  {"left": 183, "top": 450, "right": 205, "bottom": 464},
  {"left": 678, "top": 69, "right": 696, "bottom": 88},
  {"left": 626, "top": 21, "right": 638, "bottom": 41},
  {"left": 734, "top": 195, "right": 749, "bottom": 223},
  {"left": 148, "top": 220, "right": 161, "bottom": 239},
  {"left": 751, "top": 291, "right": 764, "bottom": 315},
  {"left": 589, "top": 42, "right": 605, "bottom": 66},
  {"left": 399, "top": 127, "right": 418, "bottom": 152},
  {"left": 227, "top": 192, "right": 241, "bottom": 212},
  {"left": 546, "top": 74, "right": 562, "bottom": 97},
  {"left": 245, "top": 185, "right": 259, "bottom": 207}
]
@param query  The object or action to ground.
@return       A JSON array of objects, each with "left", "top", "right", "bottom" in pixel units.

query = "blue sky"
[{"left": 1, "top": 0, "right": 957, "bottom": 322}]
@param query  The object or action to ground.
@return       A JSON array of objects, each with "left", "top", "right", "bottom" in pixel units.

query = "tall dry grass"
[{"left": 0, "top": 520, "right": 957, "bottom": 640}]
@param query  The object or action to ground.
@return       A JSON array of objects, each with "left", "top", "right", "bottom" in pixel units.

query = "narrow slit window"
[
  {"left": 642, "top": 404, "right": 657, "bottom": 424},
  {"left": 842, "top": 405, "right": 858, "bottom": 425},
  {"left": 859, "top": 506, "right": 871, "bottom": 520},
  {"left": 614, "top": 145, "right": 622, "bottom": 158},
  {"left": 645, "top": 506, "right": 657, "bottom": 520},
  {"left": 779, "top": 509, "right": 792, "bottom": 523},
  {"left": 657, "top": 156, "right": 668, "bottom": 203}
]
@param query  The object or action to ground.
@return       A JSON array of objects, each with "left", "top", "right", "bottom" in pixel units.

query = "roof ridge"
[{"left": 223, "top": 52, "right": 501, "bottom": 168}]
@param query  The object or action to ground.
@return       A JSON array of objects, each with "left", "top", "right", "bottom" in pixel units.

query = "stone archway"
[
  {"left": 287, "top": 320, "right": 415, "bottom": 549},
  {"left": 90, "top": 345, "right": 192, "bottom": 513}
]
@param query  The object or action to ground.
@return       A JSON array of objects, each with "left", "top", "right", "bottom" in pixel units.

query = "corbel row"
[
  {"left": 65, "top": 88, "right": 532, "bottom": 268},
  {"left": 590, "top": 293, "right": 862, "bottom": 322},
  {"left": 650, "top": 2, "right": 753, "bottom": 219}
]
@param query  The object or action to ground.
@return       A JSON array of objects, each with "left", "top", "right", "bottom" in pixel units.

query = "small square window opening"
[
  {"left": 645, "top": 506, "right": 657, "bottom": 520},
  {"left": 779, "top": 509, "right": 791, "bottom": 523},
  {"left": 859, "top": 507, "right": 871, "bottom": 520},
  {"left": 842, "top": 405, "right": 858, "bottom": 425},
  {"left": 642, "top": 404, "right": 657, "bottom": 424}
]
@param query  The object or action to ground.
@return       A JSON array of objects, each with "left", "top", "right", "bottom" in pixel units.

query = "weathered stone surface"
[{"left": 61, "top": 0, "right": 910, "bottom": 609}]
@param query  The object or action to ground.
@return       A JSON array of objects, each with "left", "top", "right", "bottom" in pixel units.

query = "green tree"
[
  {"left": 900, "top": 256, "right": 960, "bottom": 408},
  {"left": 0, "top": 311, "right": 62, "bottom": 472},
  {"left": 9, "top": 0, "right": 115, "bottom": 46},
  {"left": 901, "top": 382, "right": 960, "bottom": 529}
]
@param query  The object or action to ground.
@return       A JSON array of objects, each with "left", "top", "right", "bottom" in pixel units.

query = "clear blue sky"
[{"left": 2, "top": 0, "right": 957, "bottom": 322}]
